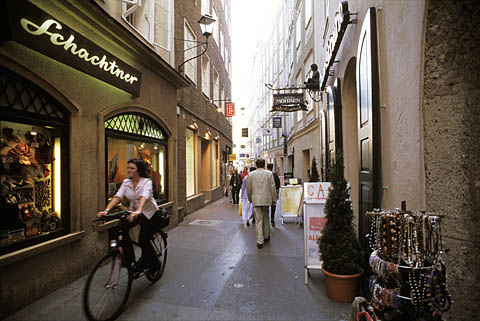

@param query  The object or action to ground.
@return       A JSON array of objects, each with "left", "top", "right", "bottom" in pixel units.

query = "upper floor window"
[
  {"left": 304, "top": 51, "right": 314, "bottom": 112},
  {"left": 184, "top": 21, "right": 197, "bottom": 83},
  {"left": 305, "top": 0, "right": 312, "bottom": 28},
  {"left": 201, "top": 0, "right": 211, "bottom": 15},
  {"left": 121, "top": 0, "right": 172, "bottom": 50},
  {"left": 213, "top": 68, "right": 220, "bottom": 105},
  {"left": 213, "top": 6, "right": 219, "bottom": 46},
  {"left": 296, "top": 71, "right": 303, "bottom": 121},
  {"left": 201, "top": 55, "right": 211, "bottom": 97},
  {"left": 220, "top": 31, "right": 224, "bottom": 60},
  {"left": 296, "top": 13, "right": 301, "bottom": 49}
]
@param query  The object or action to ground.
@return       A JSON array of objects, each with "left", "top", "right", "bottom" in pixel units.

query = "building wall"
[
  {"left": 247, "top": 0, "right": 478, "bottom": 318},
  {"left": 174, "top": 0, "right": 233, "bottom": 215},
  {"left": 423, "top": 0, "right": 480, "bottom": 318},
  {"left": 0, "top": 0, "right": 187, "bottom": 316}
]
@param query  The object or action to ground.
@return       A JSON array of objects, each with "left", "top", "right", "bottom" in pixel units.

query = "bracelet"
[{"left": 105, "top": 208, "right": 110, "bottom": 212}]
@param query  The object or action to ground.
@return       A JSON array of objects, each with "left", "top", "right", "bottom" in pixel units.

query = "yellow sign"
[
  {"left": 281, "top": 186, "right": 303, "bottom": 216},
  {"left": 229, "top": 154, "right": 236, "bottom": 161}
]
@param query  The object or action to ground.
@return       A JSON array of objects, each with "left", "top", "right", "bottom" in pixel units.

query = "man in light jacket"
[{"left": 247, "top": 158, "right": 277, "bottom": 248}]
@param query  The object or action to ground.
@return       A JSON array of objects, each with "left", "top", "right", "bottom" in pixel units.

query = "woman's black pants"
[{"left": 138, "top": 212, "right": 162, "bottom": 269}]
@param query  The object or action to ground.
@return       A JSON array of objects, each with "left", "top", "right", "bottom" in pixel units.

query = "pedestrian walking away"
[
  {"left": 230, "top": 168, "right": 242, "bottom": 206},
  {"left": 240, "top": 167, "right": 255, "bottom": 226},
  {"left": 267, "top": 163, "right": 280, "bottom": 227},
  {"left": 226, "top": 168, "right": 233, "bottom": 203},
  {"left": 246, "top": 158, "right": 277, "bottom": 248}
]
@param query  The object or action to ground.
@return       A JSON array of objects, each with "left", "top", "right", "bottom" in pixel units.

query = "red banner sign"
[{"left": 226, "top": 102, "right": 235, "bottom": 117}]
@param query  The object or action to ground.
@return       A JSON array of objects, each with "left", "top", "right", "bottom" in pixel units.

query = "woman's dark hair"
[{"left": 128, "top": 158, "right": 150, "bottom": 178}]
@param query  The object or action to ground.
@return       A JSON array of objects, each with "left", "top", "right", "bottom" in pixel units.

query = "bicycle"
[{"left": 83, "top": 210, "right": 169, "bottom": 321}]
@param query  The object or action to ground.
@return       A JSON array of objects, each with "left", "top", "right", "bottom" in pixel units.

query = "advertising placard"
[
  {"left": 303, "top": 182, "right": 330, "bottom": 284},
  {"left": 279, "top": 185, "right": 303, "bottom": 224}
]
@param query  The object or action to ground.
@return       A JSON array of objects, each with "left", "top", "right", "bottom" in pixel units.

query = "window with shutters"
[{"left": 121, "top": 0, "right": 172, "bottom": 50}]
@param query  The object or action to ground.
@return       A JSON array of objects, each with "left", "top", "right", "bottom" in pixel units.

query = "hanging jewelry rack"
[{"left": 366, "top": 201, "right": 451, "bottom": 319}]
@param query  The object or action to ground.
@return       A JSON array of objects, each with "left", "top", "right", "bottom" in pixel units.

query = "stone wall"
[{"left": 423, "top": 0, "right": 480, "bottom": 319}]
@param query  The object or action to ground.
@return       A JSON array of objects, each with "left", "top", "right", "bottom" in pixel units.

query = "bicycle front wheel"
[
  {"left": 145, "top": 231, "right": 168, "bottom": 282},
  {"left": 83, "top": 251, "right": 132, "bottom": 321}
]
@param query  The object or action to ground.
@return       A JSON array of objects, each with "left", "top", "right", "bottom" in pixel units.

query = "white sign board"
[
  {"left": 303, "top": 182, "right": 330, "bottom": 284},
  {"left": 304, "top": 182, "right": 330, "bottom": 203}
]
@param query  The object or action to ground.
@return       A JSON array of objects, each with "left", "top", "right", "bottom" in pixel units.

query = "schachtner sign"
[
  {"left": 271, "top": 93, "right": 307, "bottom": 112},
  {"left": 4, "top": 0, "right": 142, "bottom": 96}
]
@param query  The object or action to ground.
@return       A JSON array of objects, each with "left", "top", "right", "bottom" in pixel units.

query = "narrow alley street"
[{"left": 5, "top": 197, "right": 351, "bottom": 321}]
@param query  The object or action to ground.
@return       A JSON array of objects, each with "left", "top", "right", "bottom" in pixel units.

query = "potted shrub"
[{"left": 318, "top": 153, "right": 364, "bottom": 303}]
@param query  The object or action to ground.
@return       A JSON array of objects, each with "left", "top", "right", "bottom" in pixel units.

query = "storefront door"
[{"left": 356, "top": 8, "right": 381, "bottom": 254}]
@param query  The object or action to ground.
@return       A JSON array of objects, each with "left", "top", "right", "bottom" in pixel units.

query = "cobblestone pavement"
[{"left": 5, "top": 197, "right": 351, "bottom": 321}]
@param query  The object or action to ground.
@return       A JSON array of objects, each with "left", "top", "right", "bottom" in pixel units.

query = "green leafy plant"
[
  {"left": 318, "top": 153, "right": 363, "bottom": 275},
  {"left": 310, "top": 157, "right": 320, "bottom": 182}
]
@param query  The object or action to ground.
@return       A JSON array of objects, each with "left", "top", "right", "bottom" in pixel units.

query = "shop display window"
[
  {"left": 105, "top": 113, "right": 168, "bottom": 205},
  {"left": 1, "top": 121, "right": 65, "bottom": 254},
  {"left": 186, "top": 128, "right": 195, "bottom": 197}
]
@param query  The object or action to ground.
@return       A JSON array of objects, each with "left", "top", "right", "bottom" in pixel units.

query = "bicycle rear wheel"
[
  {"left": 83, "top": 251, "right": 132, "bottom": 321},
  {"left": 145, "top": 231, "right": 168, "bottom": 282}
]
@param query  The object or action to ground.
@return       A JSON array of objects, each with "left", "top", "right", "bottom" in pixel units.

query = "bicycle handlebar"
[{"left": 93, "top": 210, "right": 131, "bottom": 224}]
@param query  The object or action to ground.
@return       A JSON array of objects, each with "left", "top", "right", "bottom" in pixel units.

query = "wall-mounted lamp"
[
  {"left": 189, "top": 119, "right": 199, "bottom": 130},
  {"left": 177, "top": 14, "right": 216, "bottom": 73},
  {"left": 214, "top": 134, "right": 220, "bottom": 140},
  {"left": 204, "top": 129, "right": 212, "bottom": 140}
]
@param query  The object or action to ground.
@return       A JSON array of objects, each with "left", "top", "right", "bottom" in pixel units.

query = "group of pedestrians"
[{"left": 228, "top": 159, "right": 280, "bottom": 249}]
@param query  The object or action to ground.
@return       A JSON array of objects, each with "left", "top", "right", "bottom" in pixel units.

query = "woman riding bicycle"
[{"left": 97, "top": 158, "right": 162, "bottom": 273}]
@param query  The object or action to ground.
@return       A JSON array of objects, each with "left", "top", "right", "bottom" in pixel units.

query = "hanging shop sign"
[
  {"left": 4, "top": 0, "right": 142, "bottom": 96},
  {"left": 320, "top": 1, "right": 351, "bottom": 91},
  {"left": 255, "top": 137, "right": 261, "bottom": 144},
  {"left": 228, "top": 154, "right": 236, "bottom": 161},
  {"left": 271, "top": 93, "right": 307, "bottom": 112},
  {"left": 241, "top": 128, "right": 248, "bottom": 137},
  {"left": 272, "top": 117, "right": 282, "bottom": 128},
  {"left": 226, "top": 102, "right": 235, "bottom": 117}
]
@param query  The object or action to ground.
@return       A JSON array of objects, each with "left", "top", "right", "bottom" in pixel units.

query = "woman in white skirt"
[{"left": 240, "top": 167, "right": 255, "bottom": 226}]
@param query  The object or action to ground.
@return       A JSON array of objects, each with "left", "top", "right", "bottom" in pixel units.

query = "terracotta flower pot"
[{"left": 321, "top": 267, "right": 363, "bottom": 303}]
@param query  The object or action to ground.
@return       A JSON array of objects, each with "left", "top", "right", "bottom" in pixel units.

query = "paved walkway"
[{"left": 4, "top": 197, "right": 351, "bottom": 321}]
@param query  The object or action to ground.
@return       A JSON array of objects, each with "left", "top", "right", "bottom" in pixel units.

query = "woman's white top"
[{"left": 114, "top": 177, "right": 159, "bottom": 219}]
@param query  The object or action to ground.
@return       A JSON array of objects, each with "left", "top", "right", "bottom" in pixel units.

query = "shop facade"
[
  {"left": 316, "top": 0, "right": 479, "bottom": 319},
  {"left": 0, "top": 0, "right": 188, "bottom": 316},
  {"left": 174, "top": 0, "right": 233, "bottom": 216}
]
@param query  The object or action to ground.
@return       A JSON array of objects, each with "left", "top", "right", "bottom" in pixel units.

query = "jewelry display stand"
[{"left": 365, "top": 201, "right": 452, "bottom": 321}]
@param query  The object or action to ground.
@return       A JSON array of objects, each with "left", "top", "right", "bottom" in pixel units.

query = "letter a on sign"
[{"left": 226, "top": 102, "right": 235, "bottom": 117}]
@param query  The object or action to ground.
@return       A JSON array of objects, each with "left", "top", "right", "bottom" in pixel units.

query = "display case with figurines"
[
  {"left": 1, "top": 121, "right": 62, "bottom": 252},
  {"left": 364, "top": 201, "right": 452, "bottom": 321}
]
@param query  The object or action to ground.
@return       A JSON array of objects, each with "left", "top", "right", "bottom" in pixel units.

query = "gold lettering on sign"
[{"left": 20, "top": 18, "right": 139, "bottom": 85}]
